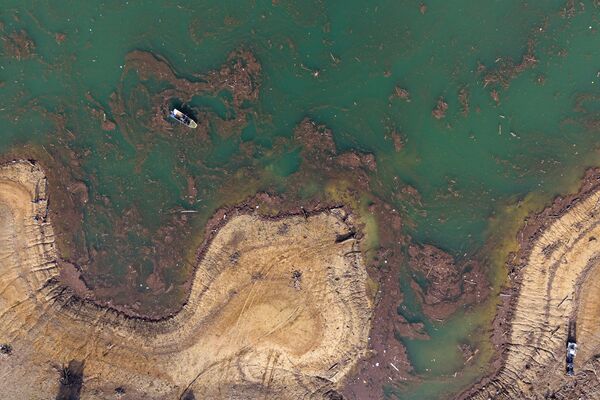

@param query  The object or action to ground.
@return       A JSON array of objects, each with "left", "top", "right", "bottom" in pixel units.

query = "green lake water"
[{"left": 1, "top": 1, "right": 600, "bottom": 398}]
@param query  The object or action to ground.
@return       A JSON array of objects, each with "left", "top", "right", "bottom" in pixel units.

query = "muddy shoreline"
[
  {"left": 100, "top": 201, "right": 354, "bottom": 322},
  {"left": 0, "top": 160, "right": 374, "bottom": 399},
  {"left": 458, "top": 168, "right": 600, "bottom": 399},
  {"left": 53, "top": 189, "right": 353, "bottom": 322},
  {"left": 0, "top": 158, "right": 492, "bottom": 400}
]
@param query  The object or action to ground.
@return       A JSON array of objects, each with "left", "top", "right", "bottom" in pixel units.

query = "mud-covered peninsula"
[
  {"left": 0, "top": 160, "right": 372, "bottom": 399},
  {"left": 461, "top": 170, "right": 600, "bottom": 399}
]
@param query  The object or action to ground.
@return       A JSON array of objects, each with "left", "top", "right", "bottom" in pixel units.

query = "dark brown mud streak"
[
  {"left": 341, "top": 202, "right": 415, "bottom": 400},
  {"left": 0, "top": 26, "right": 36, "bottom": 60},
  {"left": 113, "top": 49, "right": 260, "bottom": 141},
  {"left": 407, "top": 244, "right": 488, "bottom": 321},
  {"left": 478, "top": 38, "right": 537, "bottom": 90}
]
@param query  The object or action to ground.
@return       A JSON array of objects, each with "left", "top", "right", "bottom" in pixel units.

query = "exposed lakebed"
[{"left": 1, "top": 1, "right": 600, "bottom": 399}]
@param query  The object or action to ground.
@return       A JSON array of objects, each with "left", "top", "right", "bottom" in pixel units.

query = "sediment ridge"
[
  {"left": 462, "top": 170, "right": 600, "bottom": 399},
  {"left": 0, "top": 160, "right": 373, "bottom": 399}
]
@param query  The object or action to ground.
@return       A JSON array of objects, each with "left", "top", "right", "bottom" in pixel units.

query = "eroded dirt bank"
[
  {"left": 0, "top": 160, "right": 372, "bottom": 399},
  {"left": 460, "top": 169, "right": 600, "bottom": 399}
]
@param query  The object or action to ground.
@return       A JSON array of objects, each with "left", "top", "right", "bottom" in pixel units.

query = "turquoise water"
[{"left": 1, "top": 1, "right": 600, "bottom": 398}]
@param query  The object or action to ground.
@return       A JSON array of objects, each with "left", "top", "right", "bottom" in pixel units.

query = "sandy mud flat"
[
  {"left": 0, "top": 160, "right": 372, "bottom": 399},
  {"left": 462, "top": 170, "right": 600, "bottom": 399}
]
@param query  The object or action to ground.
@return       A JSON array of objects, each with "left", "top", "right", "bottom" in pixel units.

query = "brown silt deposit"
[
  {"left": 0, "top": 161, "right": 373, "bottom": 399},
  {"left": 462, "top": 169, "right": 600, "bottom": 399},
  {"left": 432, "top": 97, "right": 448, "bottom": 119},
  {"left": 390, "top": 86, "right": 411, "bottom": 101},
  {"left": 458, "top": 87, "right": 470, "bottom": 116},
  {"left": 408, "top": 244, "right": 488, "bottom": 321},
  {"left": 481, "top": 39, "right": 537, "bottom": 89},
  {"left": 1, "top": 29, "right": 35, "bottom": 60}
]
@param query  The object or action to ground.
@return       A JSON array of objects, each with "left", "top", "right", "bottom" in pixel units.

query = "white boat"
[{"left": 169, "top": 108, "right": 197, "bottom": 129}]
